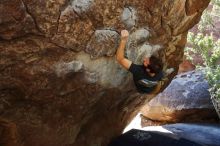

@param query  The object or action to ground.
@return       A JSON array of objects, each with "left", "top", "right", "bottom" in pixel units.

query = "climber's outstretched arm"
[{"left": 116, "top": 30, "right": 132, "bottom": 70}]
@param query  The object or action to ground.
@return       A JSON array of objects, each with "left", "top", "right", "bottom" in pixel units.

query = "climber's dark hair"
[{"left": 147, "top": 56, "right": 163, "bottom": 74}]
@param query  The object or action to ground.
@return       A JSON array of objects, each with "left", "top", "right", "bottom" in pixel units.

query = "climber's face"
[{"left": 143, "top": 57, "right": 150, "bottom": 67}]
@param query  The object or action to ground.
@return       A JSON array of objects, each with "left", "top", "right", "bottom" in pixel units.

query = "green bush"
[
  {"left": 198, "top": 10, "right": 214, "bottom": 32},
  {"left": 187, "top": 33, "right": 220, "bottom": 67},
  {"left": 198, "top": 0, "right": 220, "bottom": 32},
  {"left": 185, "top": 32, "right": 220, "bottom": 99},
  {"left": 212, "top": 0, "right": 220, "bottom": 7},
  {"left": 207, "top": 66, "right": 220, "bottom": 99}
]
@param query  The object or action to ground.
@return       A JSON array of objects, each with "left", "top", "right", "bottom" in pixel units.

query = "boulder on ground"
[
  {"left": 141, "top": 70, "right": 218, "bottom": 123},
  {"left": 109, "top": 123, "right": 220, "bottom": 146},
  {"left": 178, "top": 59, "right": 196, "bottom": 74}
]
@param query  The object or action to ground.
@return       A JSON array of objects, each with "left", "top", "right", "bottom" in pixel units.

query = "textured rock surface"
[
  {"left": 141, "top": 70, "right": 218, "bottom": 122},
  {"left": 178, "top": 59, "right": 196, "bottom": 74},
  {"left": 110, "top": 123, "right": 220, "bottom": 146},
  {"left": 0, "top": 118, "right": 21, "bottom": 146},
  {"left": 85, "top": 29, "right": 120, "bottom": 58},
  {"left": 0, "top": 0, "right": 210, "bottom": 146}
]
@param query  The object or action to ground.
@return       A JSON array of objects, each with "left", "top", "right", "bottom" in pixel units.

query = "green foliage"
[
  {"left": 207, "top": 66, "right": 220, "bottom": 99},
  {"left": 212, "top": 0, "right": 220, "bottom": 7},
  {"left": 198, "top": 10, "right": 214, "bottom": 32},
  {"left": 187, "top": 33, "right": 220, "bottom": 67},
  {"left": 198, "top": 0, "right": 220, "bottom": 32},
  {"left": 186, "top": 32, "right": 220, "bottom": 99}
]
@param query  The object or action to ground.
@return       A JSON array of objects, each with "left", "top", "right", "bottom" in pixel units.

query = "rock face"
[
  {"left": 141, "top": 70, "right": 218, "bottom": 123},
  {"left": 0, "top": 0, "right": 210, "bottom": 146}
]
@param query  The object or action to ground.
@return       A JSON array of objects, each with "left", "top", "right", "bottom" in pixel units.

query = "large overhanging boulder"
[{"left": 0, "top": 0, "right": 210, "bottom": 146}]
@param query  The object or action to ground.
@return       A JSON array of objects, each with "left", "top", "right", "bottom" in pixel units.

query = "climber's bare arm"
[{"left": 116, "top": 30, "right": 132, "bottom": 70}]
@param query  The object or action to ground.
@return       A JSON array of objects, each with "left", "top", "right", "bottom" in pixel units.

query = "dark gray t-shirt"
[{"left": 128, "top": 63, "right": 163, "bottom": 93}]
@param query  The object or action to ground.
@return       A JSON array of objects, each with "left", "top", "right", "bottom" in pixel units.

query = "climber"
[{"left": 116, "top": 30, "right": 164, "bottom": 93}]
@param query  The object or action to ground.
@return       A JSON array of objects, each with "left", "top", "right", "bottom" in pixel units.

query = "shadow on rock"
[{"left": 108, "top": 129, "right": 203, "bottom": 146}]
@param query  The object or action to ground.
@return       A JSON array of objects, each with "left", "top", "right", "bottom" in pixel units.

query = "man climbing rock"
[{"left": 116, "top": 30, "right": 163, "bottom": 93}]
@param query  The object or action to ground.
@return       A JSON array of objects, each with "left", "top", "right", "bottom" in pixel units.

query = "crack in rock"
[{"left": 21, "top": 0, "right": 44, "bottom": 34}]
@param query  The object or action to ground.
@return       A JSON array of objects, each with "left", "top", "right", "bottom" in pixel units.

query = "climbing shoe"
[{"left": 138, "top": 79, "right": 158, "bottom": 87}]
